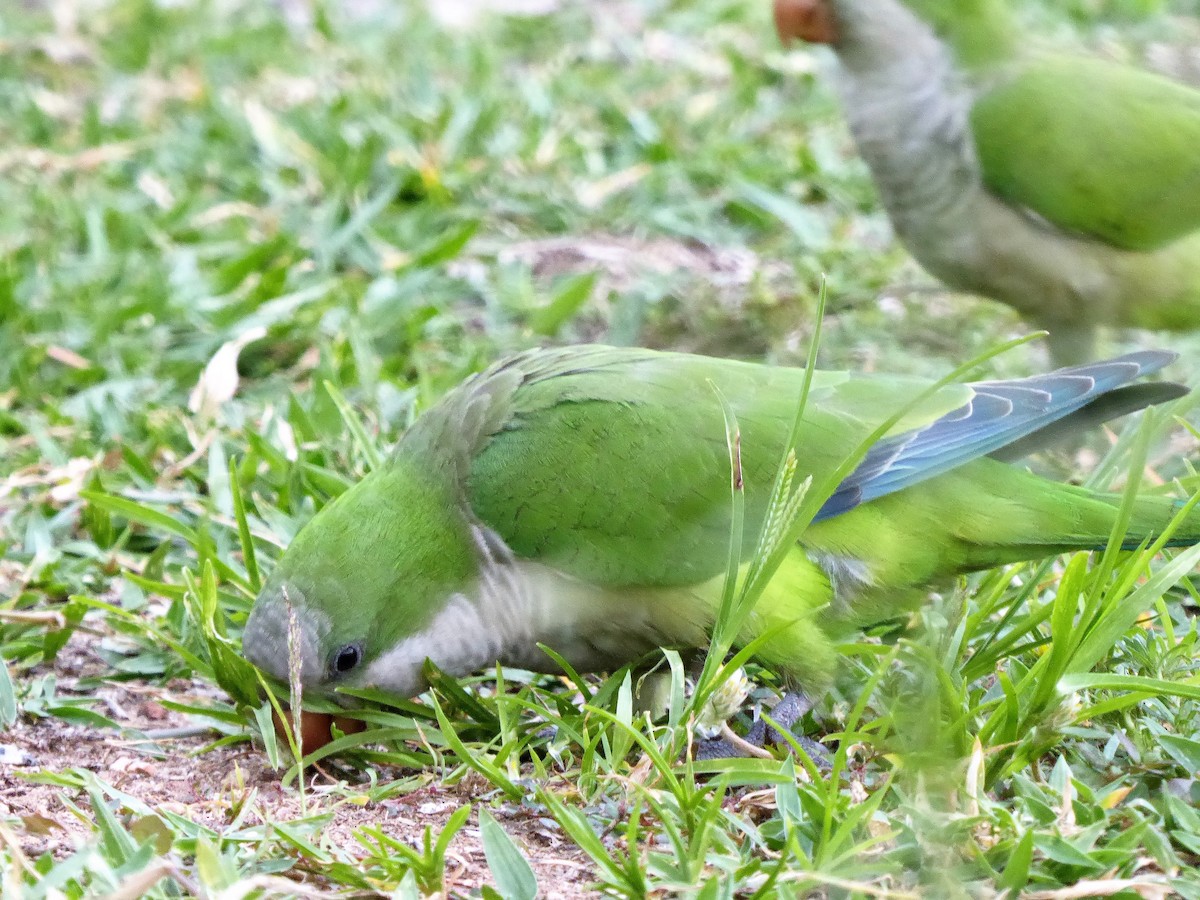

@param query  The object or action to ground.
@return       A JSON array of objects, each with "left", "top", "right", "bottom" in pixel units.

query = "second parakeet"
[
  {"left": 774, "top": 0, "right": 1200, "bottom": 365},
  {"left": 242, "top": 345, "right": 1197, "bottom": 747}
]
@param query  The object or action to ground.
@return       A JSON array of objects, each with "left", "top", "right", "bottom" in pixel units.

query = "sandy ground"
[{"left": 0, "top": 630, "right": 599, "bottom": 896}]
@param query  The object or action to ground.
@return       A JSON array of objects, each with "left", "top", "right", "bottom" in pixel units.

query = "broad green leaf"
[
  {"left": 478, "top": 808, "right": 538, "bottom": 900},
  {"left": 0, "top": 652, "right": 17, "bottom": 727}
]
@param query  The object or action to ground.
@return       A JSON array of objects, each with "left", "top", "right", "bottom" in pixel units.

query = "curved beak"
[{"left": 774, "top": 0, "right": 839, "bottom": 45}]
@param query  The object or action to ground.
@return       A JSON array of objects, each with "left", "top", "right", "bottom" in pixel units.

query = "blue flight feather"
[{"left": 815, "top": 350, "right": 1177, "bottom": 521}]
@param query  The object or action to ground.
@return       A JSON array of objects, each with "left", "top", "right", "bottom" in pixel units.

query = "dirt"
[{"left": 0, "top": 631, "right": 600, "bottom": 897}]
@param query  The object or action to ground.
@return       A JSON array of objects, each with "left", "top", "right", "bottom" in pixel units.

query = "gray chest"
[{"left": 360, "top": 556, "right": 708, "bottom": 697}]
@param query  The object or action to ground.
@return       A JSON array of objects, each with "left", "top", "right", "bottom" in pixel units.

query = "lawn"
[{"left": 4, "top": 0, "right": 1200, "bottom": 896}]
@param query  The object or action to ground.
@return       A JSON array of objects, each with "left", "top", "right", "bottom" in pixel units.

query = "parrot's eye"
[{"left": 331, "top": 643, "right": 363, "bottom": 676}]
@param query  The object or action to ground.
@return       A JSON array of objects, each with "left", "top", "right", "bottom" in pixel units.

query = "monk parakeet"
[
  {"left": 773, "top": 0, "right": 1200, "bottom": 365},
  {"left": 241, "top": 345, "right": 1196, "bottom": 753}
]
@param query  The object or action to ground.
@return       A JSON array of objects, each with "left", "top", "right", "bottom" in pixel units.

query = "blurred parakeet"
[
  {"left": 773, "top": 0, "right": 1200, "bottom": 365},
  {"left": 242, "top": 345, "right": 1196, "bottom": 752}
]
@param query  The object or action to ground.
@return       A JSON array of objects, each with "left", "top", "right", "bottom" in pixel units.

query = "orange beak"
[
  {"left": 272, "top": 706, "right": 367, "bottom": 758},
  {"left": 773, "top": 0, "right": 839, "bottom": 45}
]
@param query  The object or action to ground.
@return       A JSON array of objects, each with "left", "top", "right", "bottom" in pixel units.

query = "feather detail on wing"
[{"left": 817, "top": 350, "right": 1181, "bottom": 520}]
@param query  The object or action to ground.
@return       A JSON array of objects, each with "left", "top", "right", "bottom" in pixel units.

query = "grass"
[{"left": 3, "top": 0, "right": 1200, "bottom": 896}]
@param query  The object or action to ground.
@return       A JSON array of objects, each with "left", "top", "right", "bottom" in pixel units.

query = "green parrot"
[
  {"left": 242, "top": 345, "right": 1197, "bottom": 752},
  {"left": 773, "top": 0, "right": 1200, "bottom": 365}
]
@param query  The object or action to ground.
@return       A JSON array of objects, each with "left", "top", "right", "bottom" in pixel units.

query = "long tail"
[
  {"left": 818, "top": 350, "right": 1186, "bottom": 521},
  {"left": 955, "top": 464, "right": 1200, "bottom": 571},
  {"left": 803, "top": 459, "right": 1199, "bottom": 631}
]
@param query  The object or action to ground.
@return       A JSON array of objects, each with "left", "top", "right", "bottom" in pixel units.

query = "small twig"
[
  {"left": 97, "top": 859, "right": 187, "bottom": 900},
  {"left": 126, "top": 726, "right": 218, "bottom": 741},
  {"left": 159, "top": 430, "right": 215, "bottom": 482},
  {"left": 0, "top": 821, "right": 35, "bottom": 876},
  {"left": 775, "top": 871, "right": 919, "bottom": 899},
  {"left": 1023, "top": 879, "right": 1172, "bottom": 900},
  {"left": 720, "top": 723, "right": 773, "bottom": 760},
  {"left": 0, "top": 610, "right": 67, "bottom": 628}
]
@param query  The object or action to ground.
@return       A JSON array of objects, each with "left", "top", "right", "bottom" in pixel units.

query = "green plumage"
[
  {"left": 776, "top": 0, "right": 1200, "bottom": 364},
  {"left": 971, "top": 57, "right": 1200, "bottom": 252},
  {"left": 467, "top": 349, "right": 961, "bottom": 587},
  {"left": 242, "top": 346, "right": 1196, "bottom": 701}
]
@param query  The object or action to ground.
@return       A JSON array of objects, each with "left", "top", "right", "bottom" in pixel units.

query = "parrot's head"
[
  {"left": 774, "top": 0, "right": 1015, "bottom": 69},
  {"left": 241, "top": 459, "right": 478, "bottom": 703}
]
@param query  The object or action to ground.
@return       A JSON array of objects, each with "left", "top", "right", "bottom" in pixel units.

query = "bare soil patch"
[{"left": 1, "top": 633, "right": 599, "bottom": 896}]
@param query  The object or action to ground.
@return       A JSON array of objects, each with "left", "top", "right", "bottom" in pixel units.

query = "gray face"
[
  {"left": 241, "top": 581, "right": 334, "bottom": 691},
  {"left": 242, "top": 575, "right": 439, "bottom": 705}
]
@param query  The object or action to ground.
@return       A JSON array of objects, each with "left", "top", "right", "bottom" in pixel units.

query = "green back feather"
[
  {"left": 464, "top": 348, "right": 966, "bottom": 587},
  {"left": 971, "top": 57, "right": 1200, "bottom": 251}
]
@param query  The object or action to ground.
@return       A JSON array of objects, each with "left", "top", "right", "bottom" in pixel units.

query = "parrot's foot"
[
  {"left": 745, "top": 690, "right": 812, "bottom": 747},
  {"left": 693, "top": 691, "right": 828, "bottom": 764},
  {"left": 693, "top": 730, "right": 761, "bottom": 761}
]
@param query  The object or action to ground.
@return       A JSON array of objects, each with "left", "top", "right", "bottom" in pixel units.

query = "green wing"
[
  {"left": 971, "top": 56, "right": 1200, "bottom": 252},
  {"left": 462, "top": 346, "right": 1177, "bottom": 589},
  {"left": 465, "top": 347, "right": 963, "bottom": 588}
]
